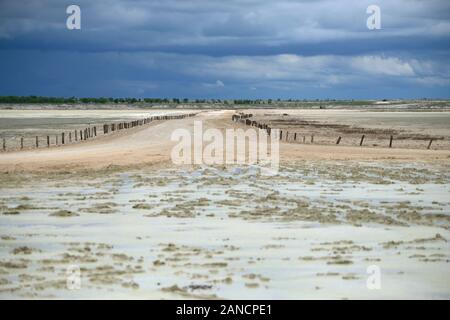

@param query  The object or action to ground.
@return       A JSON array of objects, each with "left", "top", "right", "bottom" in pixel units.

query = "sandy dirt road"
[{"left": 0, "top": 110, "right": 449, "bottom": 172}]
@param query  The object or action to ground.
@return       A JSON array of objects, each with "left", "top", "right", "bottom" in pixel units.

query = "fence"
[
  {"left": 1, "top": 113, "right": 197, "bottom": 152},
  {"left": 232, "top": 113, "right": 442, "bottom": 150}
]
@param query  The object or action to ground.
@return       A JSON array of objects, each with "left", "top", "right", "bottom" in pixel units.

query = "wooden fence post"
[
  {"left": 389, "top": 135, "right": 393, "bottom": 148},
  {"left": 80, "top": 130, "right": 82, "bottom": 140},
  {"left": 47, "top": 136, "right": 50, "bottom": 147},
  {"left": 62, "top": 132, "right": 65, "bottom": 145},
  {"left": 280, "top": 130, "right": 283, "bottom": 140},
  {"left": 69, "top": 132, "right": 72, "bottom": 142},
  {"left": 75, "top": 130, "right": 78, "bottom": 141},
  {"left": 303, "top": 136, "right": 305, "bottom": 143},
  {"left": 360, "top": 135, "right": 365, "bottom": 146},
  {"left": 336, "top": 136, "right": 341, "bottom": 145},
  {"left": 311, "top": 135, "right": 314, "bottom": 143},
  {"left": 294, "top": 133, "right": 297, "bottom": 141},
  {"left": 21, "top": 137, "right": 24, "bottom": 149},
  {"left": 35, "top": 136, "right": 39, "bottom": 148},
  {"left": 2, "top": 138, "right": 5, "bottom": 151},
  {"left": 56, "top": 135, "right": 58, "bottom": 145},
  {"left": 427, "top": 139, "right": 433, "bottom": 150}
]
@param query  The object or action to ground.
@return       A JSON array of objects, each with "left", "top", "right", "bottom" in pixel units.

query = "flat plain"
[{"left": 0, "top": 106, "right": 449, "bottom": 299}]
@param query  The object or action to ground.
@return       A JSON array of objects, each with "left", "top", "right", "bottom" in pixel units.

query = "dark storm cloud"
[{"left": 0, "top": 0, "right": 449, "bottom": 98}]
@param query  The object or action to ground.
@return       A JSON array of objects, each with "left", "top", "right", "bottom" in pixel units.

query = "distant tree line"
[
  {"left": 0, "top": 95, "right": 399, "bottom": 105},
  {"left": 0, "top": 96, "right": 177, "bottom": 104},
  {"left": 0, "top": 96, "right": 269, "bottom": 104},
  {"left": 0, "top": 96, "right": 222, "bottom": 104}
]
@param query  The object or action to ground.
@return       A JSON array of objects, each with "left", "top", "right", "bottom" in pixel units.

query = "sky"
[{"left": 0, "top": 0, "right": 449, "bottom": 99}]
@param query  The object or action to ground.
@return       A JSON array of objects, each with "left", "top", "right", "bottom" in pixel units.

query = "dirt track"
[{"left": 1, "top": 110, "right": 450, "bottom": 172}]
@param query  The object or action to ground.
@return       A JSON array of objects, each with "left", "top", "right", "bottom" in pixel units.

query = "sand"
[
  {"left": 1, "top": 110, "right": 449, "bottom": 172},
  {"left": 0, "top": 109, "right": 449, "bottom": 299}
]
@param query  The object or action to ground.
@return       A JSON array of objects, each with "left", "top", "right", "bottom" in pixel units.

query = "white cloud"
[
  {"left": 203, "top": 79, "right": 225, "bottom": 88},
  {"left": 350, "top": 56, "right": 415, "bottom": 77},
  {"left": 123, "top": 51, "right": 448, "bottom": 89},
  {"left": 182, "top": 54, "right": 419, "bottom": 81},
  {"left": 414, "top": 76, "right": 450, "bottom": 86}
]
